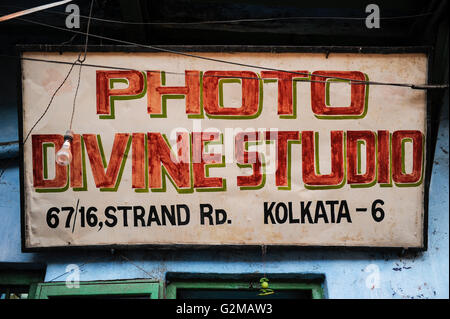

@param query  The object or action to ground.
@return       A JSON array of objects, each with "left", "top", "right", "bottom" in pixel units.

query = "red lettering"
[
  {"left": 377, "top": 130, "right": 390, "bottom": 184},
  {"left": 235, "top": 132, "right": 263, "bottom": 188},
  {"left": 347, "top": 131, "right": 376, "bottom": 184},
  {"left": 192, "top": 132, "right": 224, "bottom": 188},
  {"left": 203, "top": 71, "right": 259, "bottom": 117},
  {"left": 147, "top": 70, "right": 201, "bottom": 116},
  {"left": 32, "top": 134, "right": 67, "bottom": 188},
  {"left": 265, "top": 131, "right": 300, "bottom": 187},
  {"left": 148, "top": 132, "right": 191, "bottom": 189},
  {"left": 83, "top": 133, "right": 130, "bottom": 189},
  {"left": 261, "top": 71, "right": 308, "bottom": 116},
  {"left": 96, "top": 70, "right": 145, "bottom": 116},
  {"left": 302, "top": 131, "right": 345, "bottom": 186},
  {"left": 132, "top": 133, "right": 146, "bottom": 189},
  {"left": 392, "top": 130, "right": 423, "bottom": 184},
  {"left": 311, "top": 71, "right": 367, "bottom": 117},
  {"left": 70, "top": 134, "right": 83, "bottom": 189}
]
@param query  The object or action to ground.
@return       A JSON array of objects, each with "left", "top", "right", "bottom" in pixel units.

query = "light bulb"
[
  {"left": 56, "top": 140, "right": 72, "bottom": 166},
  {"left": 56, "top": 130, "right": 74, "bottom": 166}
]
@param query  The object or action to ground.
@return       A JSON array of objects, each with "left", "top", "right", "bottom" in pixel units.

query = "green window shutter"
[
  {"left": 166, "top": 280, "right": 324, "bottom": 299},
  {"left": 0, "top": 270, "right": 45, "bottom": 299},
  {"left": 35, "top": 279, "right": 160, "bottom": 299}
]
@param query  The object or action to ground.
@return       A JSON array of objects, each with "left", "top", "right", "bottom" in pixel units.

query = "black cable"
[
  {"left": 22, "top": 0, "right": 94, "bottom": 142},
  {"left": 70, "top": 60, "right": 82, "bottom": 130},
  {"left": 14, "top": 17, "right": 449, "bottom": 89},
  {"left": 2, "top": 53, "right": 342, "bottom": 85},
  {"left": 76, "top": 0, "right": 93, "bottom": 64},
  {"left": 23, "top": 59, "right": 79, "bottom": 144},
  {"left": 14, "top": 54, "right": 450, "bottom": 89},
  {"left": 70, "top": 0, "right": 94, "bottom": 130},
  {"left": 0, "top": 4, "right": 436, "bottom": 25}
]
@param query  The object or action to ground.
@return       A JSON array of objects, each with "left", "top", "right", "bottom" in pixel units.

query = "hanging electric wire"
[
  {"left": 12, "top": 17, "right": 449, "bottom": 90},
  {"left": 69, "top": 0, "right": 94, "bottom": 131},
  {"left": 0, "top": 4, "right": 437, "bottom": 25},
  {"left": 54, "top": 0, "right": 94, "bottom": 167},
  {"left": 21, "top": 0, "right": 94, "bottom": 170},
  {"left": 22, "top": 60, "right": 78, "bottom": 145}
]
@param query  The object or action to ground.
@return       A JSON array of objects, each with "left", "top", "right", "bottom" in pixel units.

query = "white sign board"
[{"left": 20, "top": 49, "right": 428, "bottom": 249}]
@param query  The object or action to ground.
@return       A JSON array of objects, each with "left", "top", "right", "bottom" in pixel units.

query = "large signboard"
[{"left": 20, "top": 48, "right": 428, "bottom": 250}]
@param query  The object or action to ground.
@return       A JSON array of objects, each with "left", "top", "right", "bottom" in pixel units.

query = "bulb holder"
[
  {"left": 56, "top": 130, "right": 74, "bottom": 166},
  {"left": 63, "top": 130, "right": 74, "bottom": 143}
]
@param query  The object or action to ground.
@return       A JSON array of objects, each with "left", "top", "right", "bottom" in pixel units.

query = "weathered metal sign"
[{"left": 20, "top": 48, "right": 428, "bottom": 250}]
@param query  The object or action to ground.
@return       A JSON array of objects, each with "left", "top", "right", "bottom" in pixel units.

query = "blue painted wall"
[{"left": 1, "top": 58, "right": 448, "bottom": 299}]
